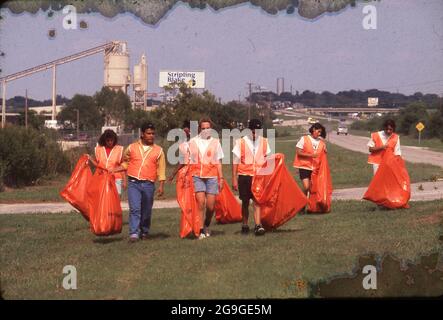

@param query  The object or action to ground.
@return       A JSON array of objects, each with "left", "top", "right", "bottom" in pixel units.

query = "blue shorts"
[{"left": 192, "top": 176, "right": 219, "bottom": 195}]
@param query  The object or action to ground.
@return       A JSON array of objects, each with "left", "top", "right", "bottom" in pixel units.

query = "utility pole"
[
  {"left": 25, "top": 89, "right": 28, "bottom": 129},
  {"left": 247, "top": 82, "right": 253, "bottom": 122},
  {"left": 76, "top": 109, "right": 79, "bottom": 141},
  {"left": 52, "top": 64, "right": 56, "bottom": 121},
  {"left": 1, "top": 79, "right": 6, "bottom": 129}
]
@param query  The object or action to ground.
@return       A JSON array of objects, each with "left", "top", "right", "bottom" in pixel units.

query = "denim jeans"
[{"left": 128, "top": 179, "right": 155, "bottom": 237}]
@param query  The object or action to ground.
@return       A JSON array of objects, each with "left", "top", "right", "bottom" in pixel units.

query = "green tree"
[
  {"left": 57, "top": 94, "right": 103, "bottom": 130},
  {"left": 17, "top": 110, "right": 45, "bottom": 130}
]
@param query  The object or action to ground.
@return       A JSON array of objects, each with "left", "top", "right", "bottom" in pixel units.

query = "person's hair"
[
  {"left": 182, "top": 120, "right": 191, "bottom": 129},
  {"left": 319, "top": 123, "right": 327, "bottom": 139},
  {"left": 248, "top": 118, "right": 263, "bottom": 130},
  {"left": 98, "top": 129, "right": 118, "bottom": 147},
  {"left": 141, "top": 122, "right": 155, "bottom": 133},
  {"left": 199, "top": 118, "right": 213, "bottom": 129},
  {"left": 309, "top": 122, "right": 323, "bottom": 135},
  {"left": 383, "top": 119, "right": 396, "bottom": 131}
]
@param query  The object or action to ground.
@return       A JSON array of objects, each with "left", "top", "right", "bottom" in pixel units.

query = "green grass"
[
  {"left": 1, "top": 200, "right": 442, "bottom": 299},
  {"left": 350, "top": 129, "right": 443, "bottom": 153},
  {"left": 2, "top": 125, "right": 442, "bottom": 203}
]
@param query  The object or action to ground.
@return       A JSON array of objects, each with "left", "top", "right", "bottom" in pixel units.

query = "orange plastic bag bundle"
[
  {"left": 87, "top": 169, "right": 123, "bottom": 236},
  {"left": 60, "top": 154, "right": 93, "bottom": 221},
  {"left": 176, "top": 167, "right": 201, "bottom": 238},
  {"left": 215, "top": 179, "right": 242, "bottom": 224},
  {"left": 252, "top": 153, "right": 308, "bottom": 230},
  {"left": 363, "top": 149, "right": 410, "bottom": 209},
  {"left": 308, "top": 152, "right": 333, "bottom": 213}
]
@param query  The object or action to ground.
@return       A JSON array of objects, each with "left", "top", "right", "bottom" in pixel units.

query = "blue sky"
[{"left": 1, "top": 0, "right": 442, "bottom": 102}]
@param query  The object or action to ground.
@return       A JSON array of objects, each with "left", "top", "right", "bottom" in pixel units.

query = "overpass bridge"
[{"left": 307, "top": 107, "right": 399, "bottom": 114}]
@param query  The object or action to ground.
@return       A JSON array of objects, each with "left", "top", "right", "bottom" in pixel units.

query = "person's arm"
[
  {"left": 369, "top": 145, "right": 387, "bottom": 153},
  {"left": 110, "top": 146, "right": 130, "bottom": 173},
  {"left": 168, "top": 163, "right": 185, "bottom": 182},
  {"left": 88, "top": 155, "right": 99, "bottom": 167},
  {"left": 232, "top": 163, "right": 239, "bottom": 191},
  {"left": 217, "top": 163, "right": 224, "bottom": 192},
  {"left": 157, "top": 150, "right": 166, "bottom": 196},
  {"left": 296, "top": 148, "right": 318, "bottom": 158}
]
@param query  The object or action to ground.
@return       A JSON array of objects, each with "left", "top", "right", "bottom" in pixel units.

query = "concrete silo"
[
  {"left": 133, "top": 54, "right": 148, "bottom": 109},
  {"left": 104, "top": 41, "right": 130, "bottom": 93}
]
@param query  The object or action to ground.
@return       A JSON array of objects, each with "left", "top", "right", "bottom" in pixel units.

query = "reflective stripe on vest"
[
  {"left": 188, "top": 138, "right": 220, "bottom": 178},
  {"left": 95, "top": 145, "right": 124, "bottom": 179},
  {"left": 367, "top": 132, "right": 398, "bottom": 165},
  {"left": 238, "top": 137, "right": 268, "bottom": 176},
  {"left": 126, "top": 143, "right": 162, "bottom": 181},
  {"left": 293, "top": 135, "right": 325, "bottom": 170}
]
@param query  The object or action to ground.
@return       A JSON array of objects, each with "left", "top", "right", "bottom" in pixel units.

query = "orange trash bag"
[
  {"left": 215, "top": 179, "right": 242, "bottom": 224},
  {"left": 60, "top": 154, "right": 92, "bottom": 221},
  {"left": 308, "top": 152, "right": 333, "bottom": 213},
  {"left": 87, "top": 169, "right": 123, "bottom": 236},
  {"left": 176, "top": 167, "right": 201, "bottom": 238},
  {"left": 363, "top": 149, "right": 410, "bottom": 209},
  {"left": 252, "top": 153, "right": 308, "bottom": 230}
]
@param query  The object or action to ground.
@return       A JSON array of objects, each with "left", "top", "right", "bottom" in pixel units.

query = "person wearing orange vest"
[
  {"left": 188, "top": 118, "right": 224, "bottom": 239},
  {"left": 367, "top": 119, "right": 401, "bottom": 175},
  {"left": 293, "top": 123, "right": 327, "bottom": 210},
  {"left": 89, "top": 129, "right": 126, "bottom": 196},
  {"left": 111, "top": 123, "right": 166, "bottom": 243},
  {"left": 232, "top": 119, "right": 271, "bottom": 236},
  {"left": 168, "top": 120, "right": 191, "bottom": 182}
]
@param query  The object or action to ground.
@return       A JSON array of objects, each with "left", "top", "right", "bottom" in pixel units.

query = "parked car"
[
  {"left": 63, "top": 133, "right": 75, "bottom": 141},
  {"left": 272, "top": 118, "right": 284, "bottom": 125},
  {"left": 78, "top": 133, "right": 89, "bottom": 141},
  {"left": 285, "top": 107, "right": 294, "bottom": 111},
  {"left": 337, "top": 124, "right": 348, "bottom": 135},
  {"left": 307, "top": 117, "right": 317, "bottom": 124}
]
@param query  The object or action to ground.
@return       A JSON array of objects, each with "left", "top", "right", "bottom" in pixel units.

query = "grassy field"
[
  {"left": 350, "top": 129, "right": 443, "bottom": 153},
  {"left": 1, "top": 125, "right": 443, "bottom": 203},
  {"left": 1, "top": 200, "right": 442, "bottom": 299}
]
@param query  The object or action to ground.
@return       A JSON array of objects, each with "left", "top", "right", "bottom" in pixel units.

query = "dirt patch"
[{"left": 413, "top": 212, "right": 443, "bottom": 226}]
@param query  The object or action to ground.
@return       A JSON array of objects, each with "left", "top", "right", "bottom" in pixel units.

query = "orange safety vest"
[
  {"left": 237, "top": 137, "right": 268, "bottom": 176},
  {"left": 126, "top": 142, "right": 163, "bottom": 182},
  {"left": 293, "top": 135, "right": 326, "bottom": 171},
  {"left": 188, "top": 137, "right": 221, "bottom": 178},
  {"left": 367, "top": 132, "right": 398, "bottom": 165},
  {"left": 95, "top": 145, "right": 124, "bottom": 180}
]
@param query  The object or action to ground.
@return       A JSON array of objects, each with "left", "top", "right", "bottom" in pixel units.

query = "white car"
[
  {"left": 285, "top": 107, "right": 294, "bottom": 111},
  {"left": 337, "top": 125, "right": 348, "bottom": 135}
]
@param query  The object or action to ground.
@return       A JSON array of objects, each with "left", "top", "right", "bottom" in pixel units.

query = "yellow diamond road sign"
[{"left": 416, "top": 122, "right": 425, "bottom": 132}]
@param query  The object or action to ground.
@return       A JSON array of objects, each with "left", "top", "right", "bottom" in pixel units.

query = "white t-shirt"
[
  {"left": 296, "top": 135, "right": 321, "bottom": 151},
  {"left": 367, "top": 131, "right": 401, "bottom": 156},
  {"left": 232, "top": 136, "right": 272, "bottom": 159},
  {"left": 190, "top": 136, "right": 224, "bottom": 161}
]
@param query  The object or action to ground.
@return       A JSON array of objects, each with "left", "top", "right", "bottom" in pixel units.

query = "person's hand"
[
  {"left": 157, "top": 186, "right": 164, "bottom": 197},
  {"left": 219, "top": 178, "right": 225, "bottom": 192},
  {"left": 312, "top": 153, "right": 319, "bottom": 158},
  {"left": 122, "top": 180, "right": 127, "bottom": 190},
  {"left": 167, "top": 175, "right": 174, "bottom": 183},
  {"left": 232, "top": 178, "right": 238, "bottom": 192}
]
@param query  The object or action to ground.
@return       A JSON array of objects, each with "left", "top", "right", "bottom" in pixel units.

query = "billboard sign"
[
  {"left": 368, "top": 97, "right": 378, "bottom": 107},
  {"left": 159, "top": 70, "right": 205, "bottom": 89}
]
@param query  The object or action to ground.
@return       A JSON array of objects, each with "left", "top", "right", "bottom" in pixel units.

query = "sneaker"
[
  {"left": 198, "top": 233, "right": 207, "bottom": 240},
  {"left": 254, "top": 224, "right": 265, "bottom": 236},
  {"left": 241, "top": 225, "right": 250, "bottom": 235},
  {"left": 129, "top": 234, "right": 139, "bottom": 243},
  {"left": 141, "top": 233, "right": 149, "bottom": 240},
  {"left": 204, "top": 228, "right": 211, "bottom": 238}
]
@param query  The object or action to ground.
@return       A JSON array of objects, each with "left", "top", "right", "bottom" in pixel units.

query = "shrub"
[{"left": 0, "top": 126, "right": 70, "bottom": 187}]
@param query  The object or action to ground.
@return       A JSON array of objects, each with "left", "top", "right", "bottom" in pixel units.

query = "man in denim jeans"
[{"left": 112, "top": 123, "right": 166, "bottom": 243}]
